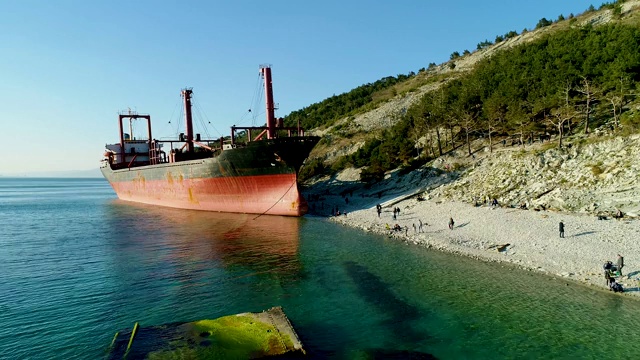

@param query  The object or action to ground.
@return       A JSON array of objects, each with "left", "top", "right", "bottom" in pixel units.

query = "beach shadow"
[
  {"left": 618, "top": 277, "right": 640, "bottom": 293},
  {"left": 627, "top": 271, "right": 640, "bottom": 278},
  {"left": 397, "top": 216, "right": 419, "bottom": 222},
  {"left": 427, "top": 229, "right": 446, "bottom": 234},
  {"left": 456, "top": 222, "right": 470, "bottom": 228},
  {"left": 487, "top": 243, "right": 511, "bottom": 252},
  {"left": 573, "top": 231, "right": 598, "bottom": 237},
  {"left": 303, "top": 165, "right": 460, "bottom": 216}
]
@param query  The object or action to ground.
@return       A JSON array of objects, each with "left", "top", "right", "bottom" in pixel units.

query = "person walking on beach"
[
  {"left": 559, "top": 221, "right": 565, "bottom": 238},
  {"left": 418, "top": 220, "right": 423, "bottom": 232},
  {"left": 617, "top": 254, "right": 624, "bottom": 276},
  {"left": 448, "top": 217, "right": 455, "bottom": 230}
]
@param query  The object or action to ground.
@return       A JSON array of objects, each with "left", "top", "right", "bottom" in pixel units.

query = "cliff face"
[
  {"left": 307, "top": 133, "right": 640, "bottom": 218},
  {"left": 426, "top": 134, "right": 640, "bottom": 217}
]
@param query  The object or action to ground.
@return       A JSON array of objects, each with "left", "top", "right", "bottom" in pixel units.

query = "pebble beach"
[{"left": 329, "top": 196, "right": 640, "bottom": 295}]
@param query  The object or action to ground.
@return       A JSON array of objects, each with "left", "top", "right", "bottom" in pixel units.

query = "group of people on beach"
[
  {"left": 377, "top": 204, "right": 430, "bottom": 236},
  {"left": 473, "top": 196, "right": 500, "bottom": 208},
  {"left": 556, "top": 221, "right": 627, "bottom": 293},
  {"left": 412, "top": 220, "right": 427, "bottom": 233},
  {"left": 331, "top": 208, "right": 346, "bottom": 217},
  {"left": 604, "top": 254, "right": 625, "bottom": 293},
  {"left": 386, "top": 223, "right": 408, "bottom": 235},
  {"left": 392, "top": 207, "right": 401, "bottom": 220},
  {"left": 375, "top": 205, "right": 403, "bottom": 220}
]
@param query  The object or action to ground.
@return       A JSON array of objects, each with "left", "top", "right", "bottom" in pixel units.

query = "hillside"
[{"left": 301, "top": 0, "right": 640, "bottom": 218}]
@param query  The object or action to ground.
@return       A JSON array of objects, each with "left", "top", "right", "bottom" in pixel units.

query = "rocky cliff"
[
  {"left": 427, "top": 134, "right": 640, "bottom": 217},
  {"left": 307, "top": 132, "right": 640, "bottom": 219}
]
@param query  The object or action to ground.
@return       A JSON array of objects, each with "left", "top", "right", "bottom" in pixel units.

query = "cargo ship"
[{"left": 100, "top": 65, "right": 320, "bottom": 216}]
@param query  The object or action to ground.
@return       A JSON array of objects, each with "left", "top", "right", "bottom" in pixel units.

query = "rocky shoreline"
[{"left": 304, "top": 135, "right": 640, "bottom": 297}]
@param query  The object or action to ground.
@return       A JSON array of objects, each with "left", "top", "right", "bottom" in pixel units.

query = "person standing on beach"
[
  {"left": 617, "top": 254, "right": 624, "bottom": 276},
  {"left": 605, "top": 270, "right": 613, "bottom": 287},
  {"left": 449, "top": 217, "right": 455, "bottom": 230},
  {"left": 418, "top": 220, "right": 423, "bottom": 232},
  {"left": 559, "top": 221, "right": 565, "bottom": 238}
]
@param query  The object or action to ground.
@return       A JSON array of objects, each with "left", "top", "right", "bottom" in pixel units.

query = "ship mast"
[
  {"left": 260, "top": 65, "right": 276, "bottom": 139},
  {"left": 182, "top": 88, "right": 194, "bottom": 153}
]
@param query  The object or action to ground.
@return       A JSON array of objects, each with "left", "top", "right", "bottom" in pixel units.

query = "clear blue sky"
[{"left": 0, "top": 0, "right": 597, "bottom": 174}]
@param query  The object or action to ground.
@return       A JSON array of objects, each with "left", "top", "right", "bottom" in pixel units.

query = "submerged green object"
[{"left": 106, "top": 306, "right": 304, "bottom": 359}]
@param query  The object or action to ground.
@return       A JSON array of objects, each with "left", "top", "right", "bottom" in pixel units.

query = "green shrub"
[
  {"left": 299, "top": 158, "right": 325, "bottom": 181},
  {"left": 360, "top": 165, "right": 385, "bottom": 183},
  {"left": 317, "top": 136, "right": 331, "bottom": 146},
  {"left": 591, "top": 164, "right": 604, "bottom": 176},
  {"left": 612, "top": 4, "right": 623, "bottom": 17},
  {"left": 620, "top": 111, "right": 640, "bottom": 134},
  {"left": 330, "top": 156, "right": 351, "bottom": 173},
  {"left": 399, "top": 156, "right": 432, "bottom": 175},
  {"left": 450, "top": 162, "right": 465, "bottom": 171}
]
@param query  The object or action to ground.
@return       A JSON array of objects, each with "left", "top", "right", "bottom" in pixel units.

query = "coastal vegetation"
[
  {"left": 298, "top": 1, "right": 640, "bottom": 183},
  {"left": 283, "top": 73, "right": 417, "bottom": 130}
]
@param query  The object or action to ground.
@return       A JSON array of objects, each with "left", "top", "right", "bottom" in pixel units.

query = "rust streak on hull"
[{"left": 107, "top": 173, "right": 308, "bottom": 216}]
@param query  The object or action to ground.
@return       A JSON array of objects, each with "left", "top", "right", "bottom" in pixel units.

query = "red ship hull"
[
  {"left": 101, "top": 136, "right": 319, "bottom": 217},
  {"left": 107, "top": 172, "right": 308, "bottom": 216}
]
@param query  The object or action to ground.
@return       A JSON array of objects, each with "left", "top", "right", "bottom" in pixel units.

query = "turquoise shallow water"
[{"left": 1, "top": 178, "right": 640, "bottom": 359}]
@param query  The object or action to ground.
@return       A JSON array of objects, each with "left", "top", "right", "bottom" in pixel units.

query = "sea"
[{"left": 2, "top": 177, "right": 640, "bottom": 359}]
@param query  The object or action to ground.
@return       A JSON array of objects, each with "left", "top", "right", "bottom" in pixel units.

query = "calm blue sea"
[{"left": 1, "top": 177, "right": 640, "bottom": 359}]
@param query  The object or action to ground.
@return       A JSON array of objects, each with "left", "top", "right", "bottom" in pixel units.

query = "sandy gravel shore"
[{"left": 329, "top": 197, "right": 640, "bottom": 295}]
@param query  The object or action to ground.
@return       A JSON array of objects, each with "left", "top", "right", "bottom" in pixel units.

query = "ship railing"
[
  {"left": 149, "top": 149, "right": 166, "bottom": 165},
  {"left": 148, "top": 140, "right": 167, "bottom": 165},
  {"left": 230, "top": 125, "right": 306, "bottom": 145}
]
